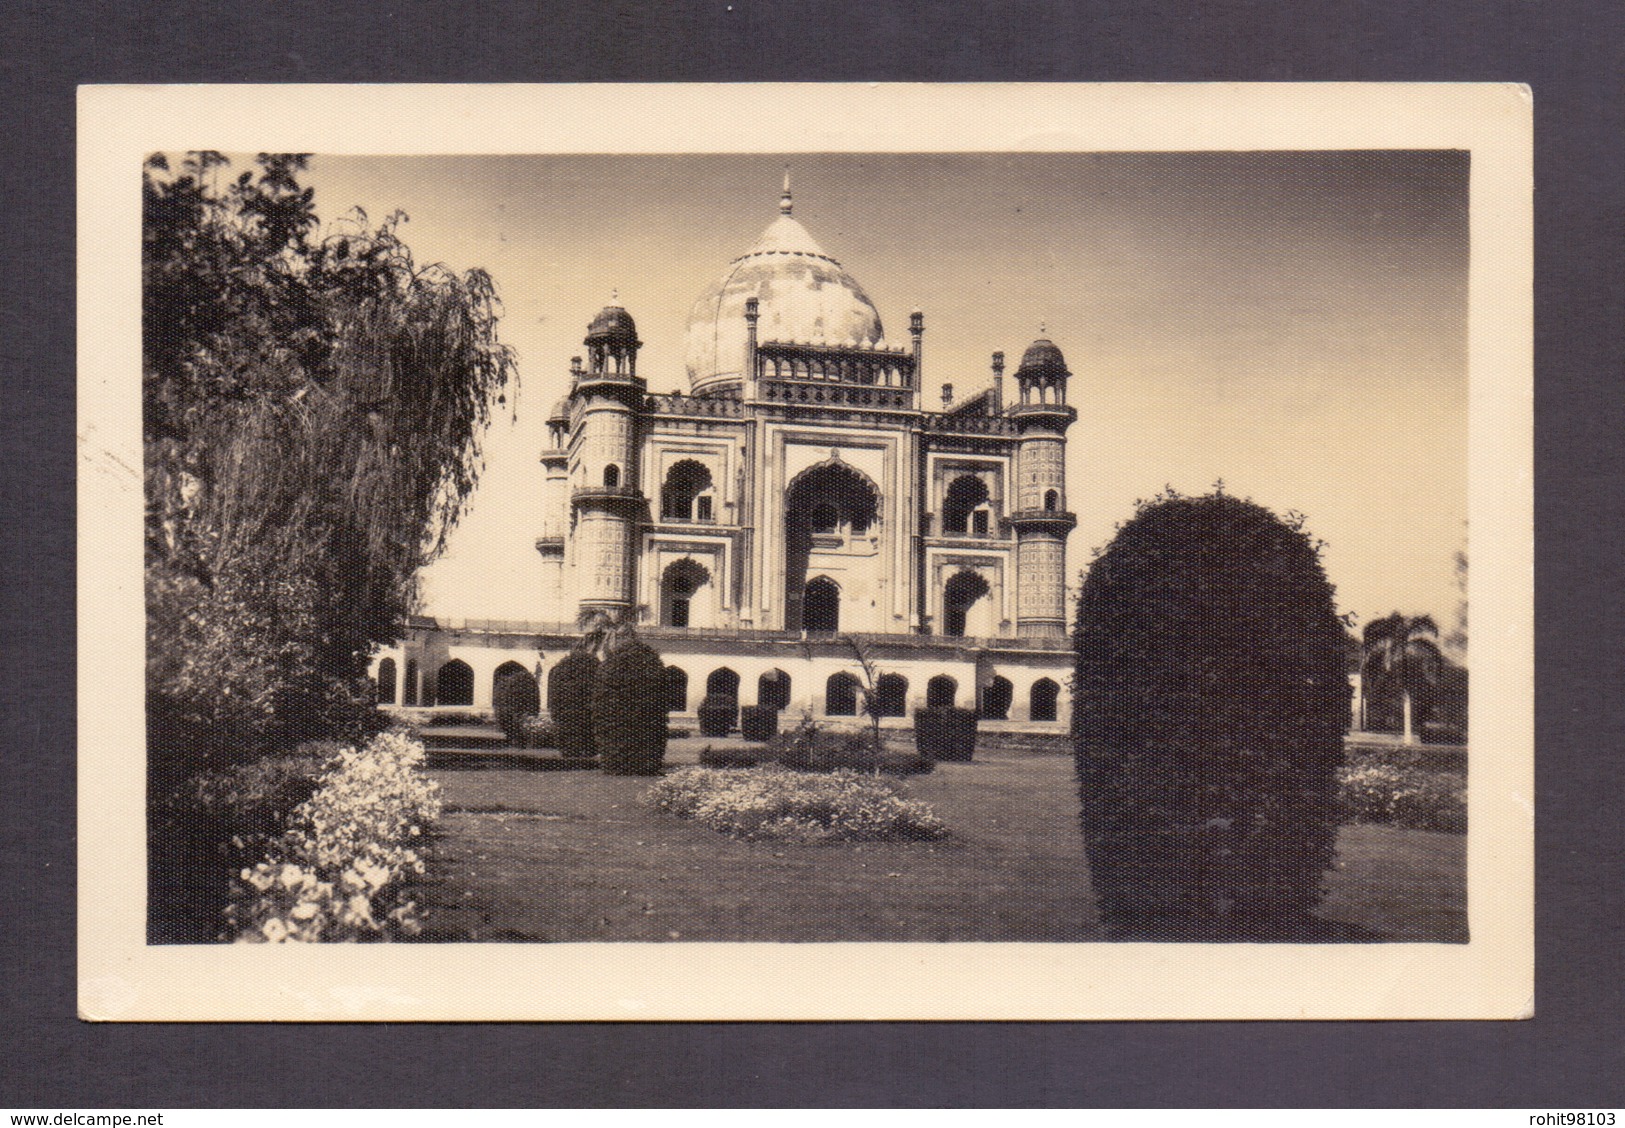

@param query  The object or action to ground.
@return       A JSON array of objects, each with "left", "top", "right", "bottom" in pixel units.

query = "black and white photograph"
[{"left": 78, "top": 84, "right": 1533, "bottom": 1021}]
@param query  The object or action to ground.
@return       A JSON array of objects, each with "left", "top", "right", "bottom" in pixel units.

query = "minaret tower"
[
  {"left": 534, "top": 393, "right": 573, "bottom": 622},
  {"left": 568, "top": 297, "right": 645, "bottom": 621},
  {"left": 1008, "top": 333, "right": 1078, "bottom": 639}
]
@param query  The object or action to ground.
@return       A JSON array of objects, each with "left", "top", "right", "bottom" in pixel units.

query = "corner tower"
[
  {"left": 568, "top": 300, "right": 645, "bottom": 620},
  {"left": 534, "top": 394, "right": 573, "bottom": 621},
  {"left": 1009, "top": 335, "right": 1078, "bottom": 639}
]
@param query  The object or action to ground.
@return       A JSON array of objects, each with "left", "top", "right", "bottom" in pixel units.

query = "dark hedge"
[
  {"left": 1073, "top": 492, "right": 1350, "bottom": 940},
  {"left": 592, "top": 636, "right": 669, "bottom": 776},
  {"left": 492, "top": 668, "right": 541, "bottom": 747},
  {"left": 697, "top": 693, "right": 738, "bottom": 737},
  {"left": 550, "top": 649, "right": 600, "bottom": 758},
  {"left": 915, "top": 706, "right": 978, "bottom": 761},
  {"left": 739, "top": 704, "right": 780, "bottom": 743}
]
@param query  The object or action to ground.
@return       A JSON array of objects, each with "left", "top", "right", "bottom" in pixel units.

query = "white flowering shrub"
[
  {"left": 647, "top": 766, "right": 947, "bottom": 843},
  {"left": 1338, "top": 761, "right": 1466, "bottom": 833},
  {"left": 224, "top": 730, "right": 442, "bottom": 942}
]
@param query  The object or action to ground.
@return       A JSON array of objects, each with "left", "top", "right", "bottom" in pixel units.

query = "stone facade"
[{"left": 377, "top": 181, "right": 1078, "bottom": 729}]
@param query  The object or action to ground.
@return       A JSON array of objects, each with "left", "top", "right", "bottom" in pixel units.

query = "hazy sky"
[{"left": 298, "top": 151, "right": 1469, "bottom": 635}]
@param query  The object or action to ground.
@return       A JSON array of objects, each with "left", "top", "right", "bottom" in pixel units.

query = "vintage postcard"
[{"left": 78, "top": 83, "right": 1532, "bottom": 1020}]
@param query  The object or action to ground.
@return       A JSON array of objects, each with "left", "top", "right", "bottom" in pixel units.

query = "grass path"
[{"left": 405, "top": 743, "right": 1465, "bottom": 943}]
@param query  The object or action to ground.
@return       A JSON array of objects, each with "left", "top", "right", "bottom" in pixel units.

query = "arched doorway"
[
  {"left": 943, "top": 570, "right": 992, "bottom": 638},
  {"left": 437, "top": 659, "right": 474, "bottom": 707},
  {"left": 943, "top": 474, "right": 990, "bottom": 535},
  {"left": 926, "top": 674, "right": 957, "bottom": 709},
  {"left": 825, "top": 672, "right": 859, "bottom": 716},
  {"left": 660, "top": 460, "right": 715, "bottom": 522},
  {"left": 802, "top": 576, "right": 841, "bottom": 633},
  {"left": 758, "top": 669, "right": 791, "bottom": 711},
  {"left": 784, "top": 459, "right": 880, "bottom": 630},
  {"left": 403, "top": 659, "right": 419, "bottom": 706},
  {"left": 706, "top": 667, "right": 740, "bottom": 702},
  {"left": 376, "top": 658, "right": 397, "bottom": 705},
  {"left": 875, "top": 673, "right": 909, "bottom": 717},
  {"left": 661, "top": 558, "right": 710, "bottom": 628},
  {"left": 980, "top": 675, "right": 1013, "bottom": 720},
  {"left": 1030, "top": 678, "right": 1060, "bottom": 722}
]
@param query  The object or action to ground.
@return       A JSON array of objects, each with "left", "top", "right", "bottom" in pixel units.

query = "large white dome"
[{"left": 684, "top": 188, "right": 884, "bottom": 396}]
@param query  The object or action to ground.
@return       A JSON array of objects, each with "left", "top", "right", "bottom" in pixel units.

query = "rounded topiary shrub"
[
  {"left": 1074, "top": 492, "right": 1351, "bottom": 940},
  {"left": 549, "top": 649, "right": 600, "bottom": 758},
  {"left": 914, "top": 706, "right": 977, "bottom": 761},
  {"left": 592, "top": 635, "right": 669, "bottom": 776},
  {"left": 697, "top": 693, "right": 738, "bottom": 738},
  {"left": 739, "top": 704, "right": 780, "bottom": 743},
  {"left": 492, "top": 668, "right": 541, "bottom": 747}
]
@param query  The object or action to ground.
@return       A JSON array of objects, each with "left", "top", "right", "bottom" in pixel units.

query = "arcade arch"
[
  {"left": 1030, "top": 677, "right": 1060, "bottom": 722},
  {"left": 376, "top": 658, "right": 397, "bottom": 705},
  {"left": 437, "top": 659, "right": 474, "bottom": 707}
]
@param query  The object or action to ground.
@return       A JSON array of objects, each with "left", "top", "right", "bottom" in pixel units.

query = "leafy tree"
[
  {"left": 143, "top": 152, "right": 517, "bottom": 764},
  {"left": 1362, "top": 612, "right": 1443, "bottom": 745}
]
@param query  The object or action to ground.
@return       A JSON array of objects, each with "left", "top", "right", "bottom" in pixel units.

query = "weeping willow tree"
[{"left": 144, "top": 152, "right": 517, "bottom": 763}]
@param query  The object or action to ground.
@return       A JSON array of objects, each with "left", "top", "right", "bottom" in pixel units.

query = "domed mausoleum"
[
  {"left": 379, "top": 178, "right": 1079, "bottom": 731},
  {"left": 685, "top": 177, "right": 886, "bottom": 396}
]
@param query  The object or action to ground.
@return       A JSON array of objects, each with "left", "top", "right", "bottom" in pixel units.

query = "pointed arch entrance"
[
  {"left": 660, "top": 558, "right": 711, "bottom": 628},
  {"left": 783, "top": 458, "right": 881, "bottom": 631},
  {"left": 1030, "top": 677, "right": 1060, "bottom": 722},
  {"left": 375, "top": 658, "right": 397, "bottom": 705},
  {"left": 758, "top": 669, "right": 791, "bottom": 711},
  {"left": 802, "top": 576, "right": 841, "bottom": 634},
  {"left": 436, "top": 659, "right": 474, "bottom": 706},
  {"left": 943, "top": 570, "right": 992, "bottom": 638},
  {"left": 980, "top": 675, "right": 1013, "bottom": 720}
]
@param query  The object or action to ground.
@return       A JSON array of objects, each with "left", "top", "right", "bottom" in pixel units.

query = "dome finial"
[
  {"left": 1039, "top": 319, "right": 1047, "bottom": 336},
  {"left": 779, "top": 165, "right": 793, "bottom": 216},
  {"left": 611, "top": 287, "right": 619, "bottom": 304}
]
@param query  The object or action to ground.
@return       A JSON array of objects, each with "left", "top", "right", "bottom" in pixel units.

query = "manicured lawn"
[{"left": 404, "top": 739, "right": 1466, "bottom": 943}]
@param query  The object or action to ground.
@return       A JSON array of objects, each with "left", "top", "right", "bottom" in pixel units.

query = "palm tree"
[
  {"left": 1361, "top": 613, "right": 1443, "bottom": 744},
  {"left": 843, "top": 635, "right": 886, "bottom": 776},
  {"left": 575, "top": 607, "right": 628, "bottom": 658}
]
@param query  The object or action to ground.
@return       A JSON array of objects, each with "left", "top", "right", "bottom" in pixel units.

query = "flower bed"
[
  {"left": 1338, "top": 759, "right": 1466, "bottom": 834},
  {"left": 223, "top": 730, "right": 443, "bottom": 942},
  {"left": 646, "top": 765, "right": 947, "bottom": 843}
]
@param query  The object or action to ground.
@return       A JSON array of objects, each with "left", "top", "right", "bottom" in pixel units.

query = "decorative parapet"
[
  {"left": 922, "top": 411, "right": 1019, "bottom": 436},
  {"left": 757, "top": 380, "right": 915, "bottom": 411},
  {"left": 645, "top": 393, "right": 745, "bottom": 418},
  {"left": 753, "top": 340, "right": 916, "bottom": 388}
]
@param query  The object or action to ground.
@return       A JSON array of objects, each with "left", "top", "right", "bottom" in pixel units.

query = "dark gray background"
[{"left": 5, "top": 0, "right": 1620, "bottom": 1108}]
